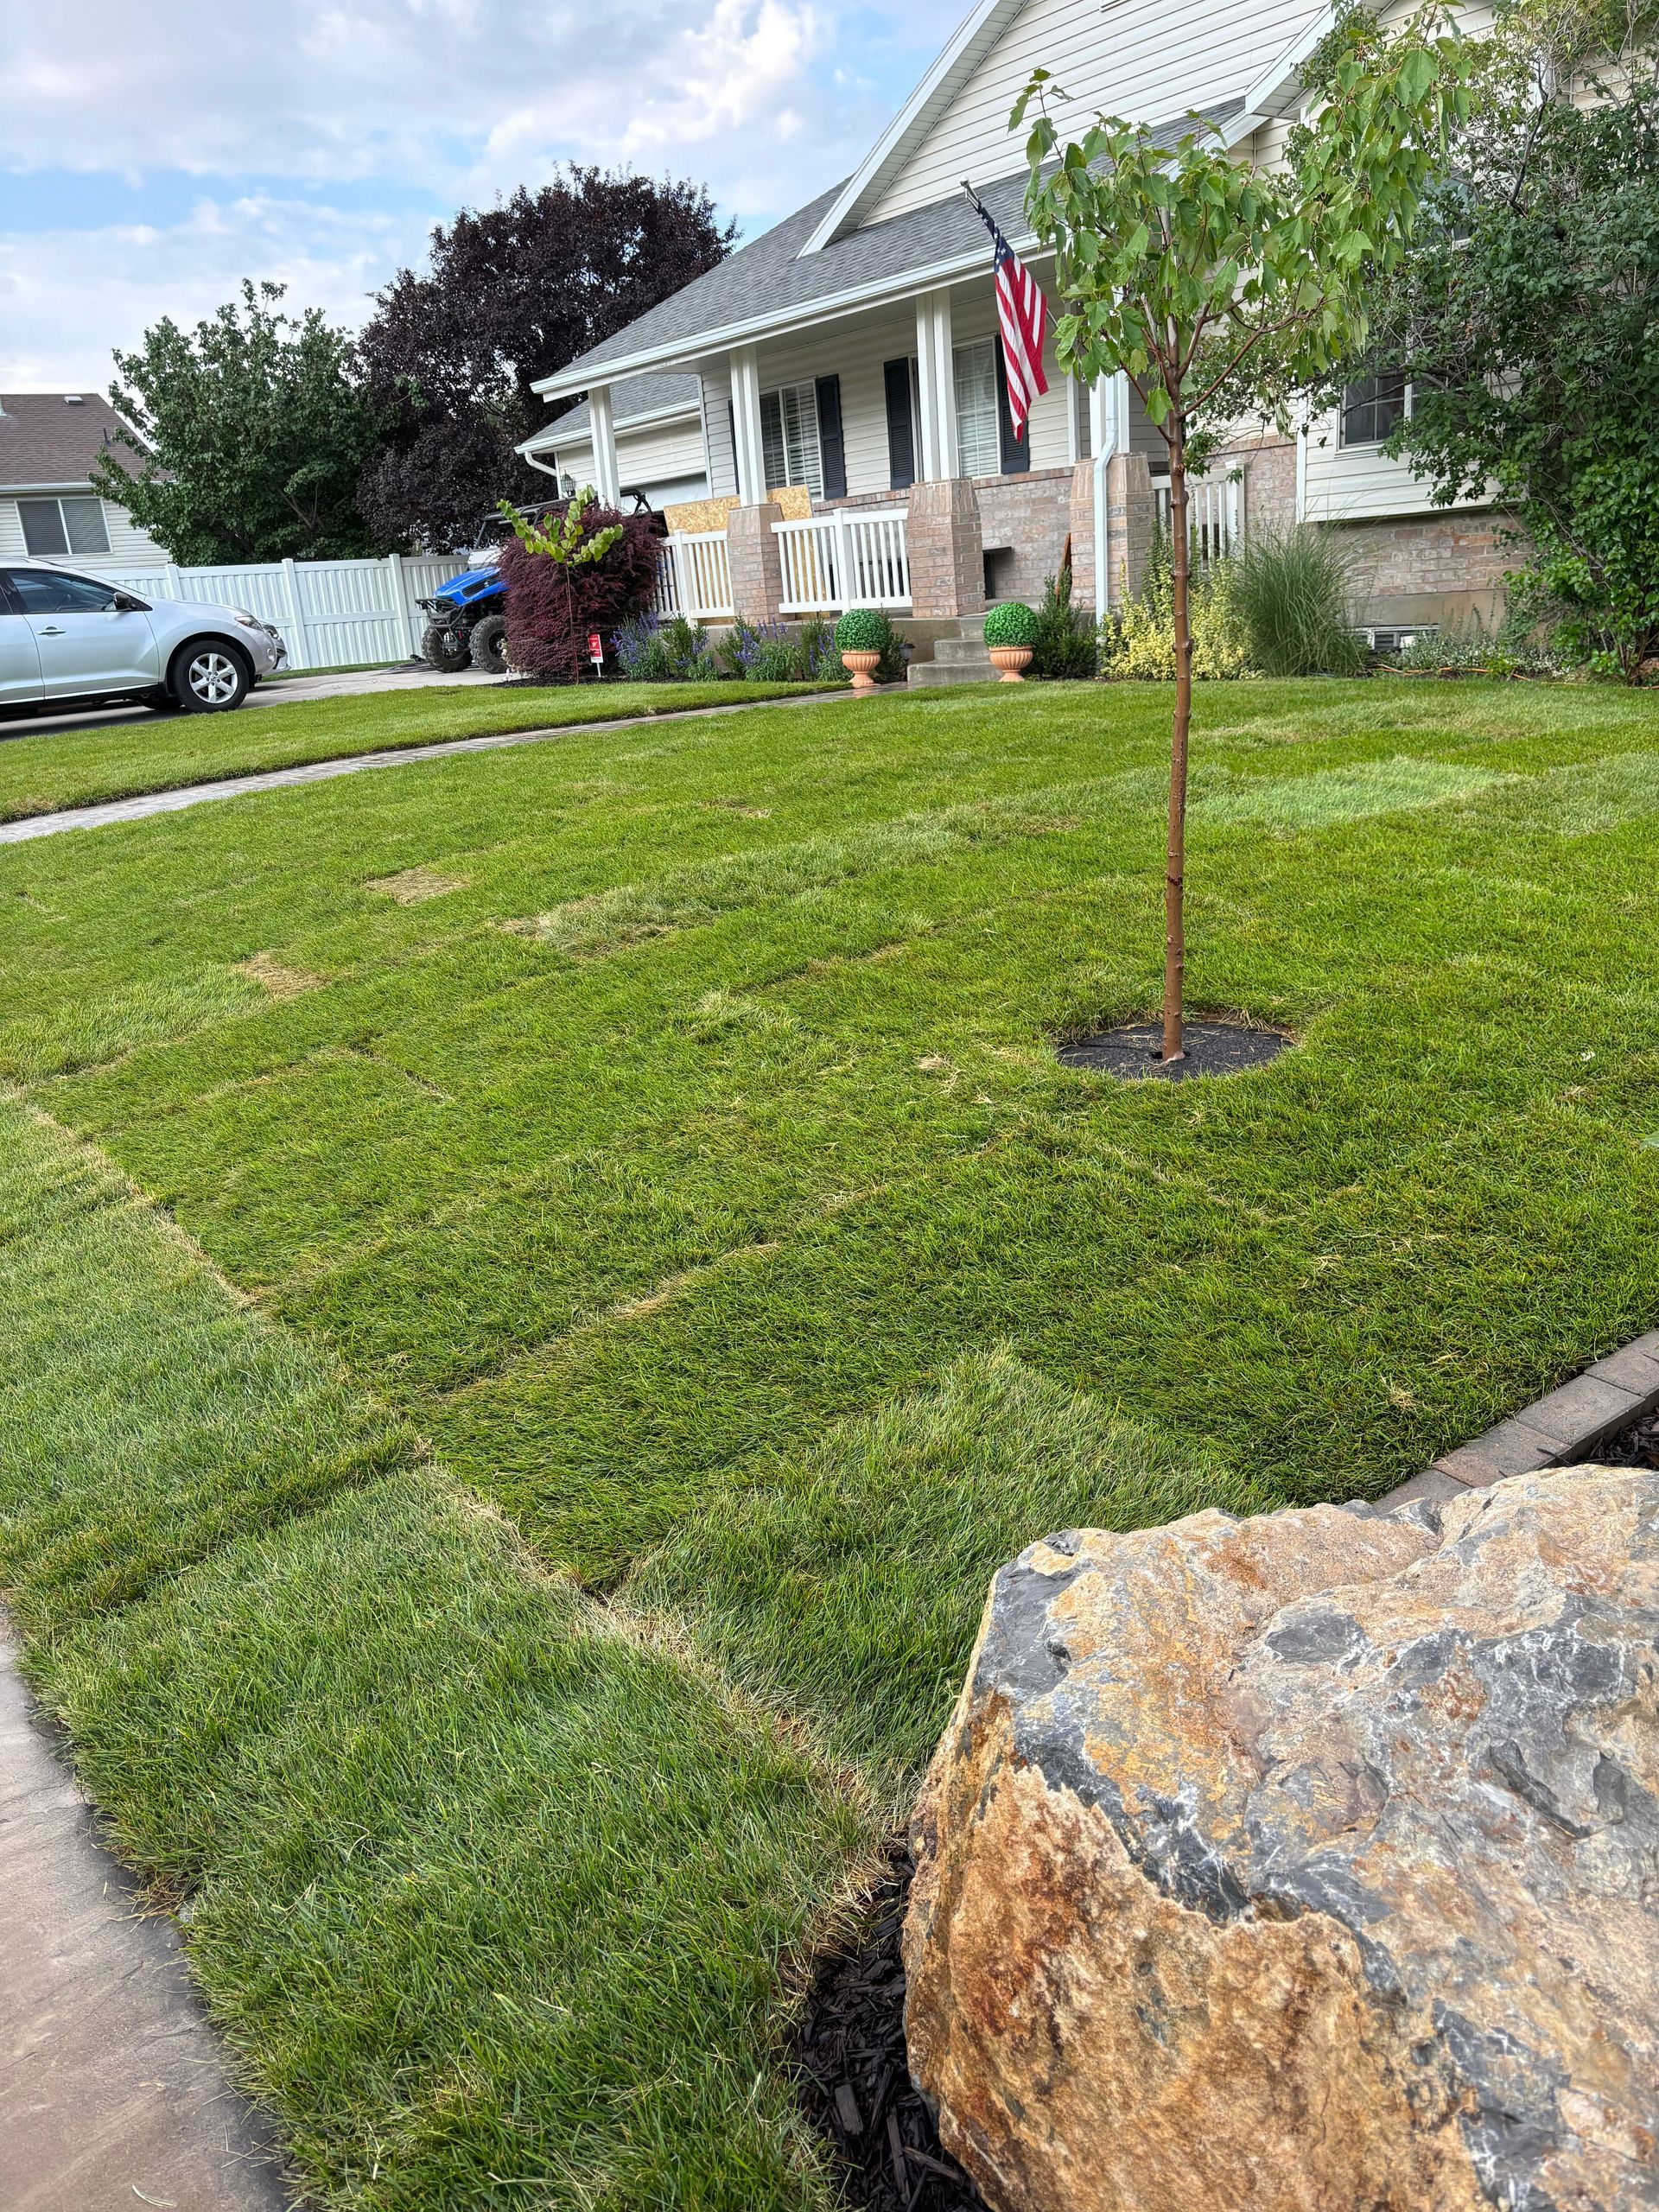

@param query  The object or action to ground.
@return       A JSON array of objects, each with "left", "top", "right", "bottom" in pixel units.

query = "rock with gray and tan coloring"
[{"left": 903, "top": 1469, "right": 1659, "bottom": 2212}]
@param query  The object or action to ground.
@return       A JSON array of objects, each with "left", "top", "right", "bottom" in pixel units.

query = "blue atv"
[{"left": 417, "top": 494, "right": 665, "bottom": 676}]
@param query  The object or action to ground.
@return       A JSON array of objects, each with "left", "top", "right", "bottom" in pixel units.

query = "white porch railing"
[
  {"left": 1152, "top": 473, "right": 1244, "bottom": 569},
  {"left": 773, "top": 509, "right": 911, "bottom": 613},
  {"left": 653, "top": 530, "right": 735, "bottom": 622}
]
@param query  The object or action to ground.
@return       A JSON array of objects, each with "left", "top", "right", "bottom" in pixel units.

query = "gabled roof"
[
  {"left": 521, "top": 372, "right": 702, "bottom": 453},
  {"left": 800, "top": 0, "right": 1030, "bottom": 252},
  {"left": 0, "top": 392, "right": 145, "bottom": 493},
  {"left": 532, "top": 102, "right": 1245, "bottom": 406}
]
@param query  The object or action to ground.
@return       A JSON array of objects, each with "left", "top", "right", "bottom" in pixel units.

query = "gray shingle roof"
[
  {"left": 531, "top": 371, "right": 702, "bottom": 446},
  {"left": 538, "top": 103, "right": 1244, "bottom": 396},
  {"left": 0, "top": 392, "right": 145, "bottom": 490}
]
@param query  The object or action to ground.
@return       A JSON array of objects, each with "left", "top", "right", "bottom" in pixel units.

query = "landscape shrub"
[
  {"left": 983, "top": 600, "right": 1039, "bottom": 648},
  {"left": 1099, "top": 535, "right": 1255, "bottom": 680},
  {"left": 498, "top": 498, "right": 664, "bottom": 683},
  {"left": 834, "top": 607, "right": 892, "bottom": 652},
  {"left": 1029, "top": 565, "right": 1099, "bottom": 679},
  {"left": 1230, "top": 526, "right": 1369, "bottom": 677}
]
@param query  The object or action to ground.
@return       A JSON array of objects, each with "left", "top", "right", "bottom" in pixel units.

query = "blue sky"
[{"left": 0, "top": 0, "right": 966, "bottom": 387}]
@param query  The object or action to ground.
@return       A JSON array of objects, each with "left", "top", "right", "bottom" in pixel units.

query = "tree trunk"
[{"left": 1163, "top": 426, "right": 1192, "bottom": 1064}]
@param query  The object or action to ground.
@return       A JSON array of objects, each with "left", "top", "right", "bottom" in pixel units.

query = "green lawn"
[
  {"left": 3, "top": 674, "right": 1659, "bottom": 2207},
  {"left": 0, "top": 677, "right": 830, "bottom": 823}
]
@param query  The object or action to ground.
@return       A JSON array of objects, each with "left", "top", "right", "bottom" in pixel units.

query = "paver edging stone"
[{"left": 1378, "top": 1328, "right": 1659, "bottom": 1510}]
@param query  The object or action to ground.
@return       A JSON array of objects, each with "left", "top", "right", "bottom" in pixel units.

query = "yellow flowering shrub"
[{"left": 1099, "top": 555, "right": 1257, "bottom": 681}]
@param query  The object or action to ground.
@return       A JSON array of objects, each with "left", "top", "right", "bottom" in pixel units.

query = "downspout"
[
  {"left": 524, "top": 449, "right": 563, "bottom": 482},
  {"left": 1091, "top": 372, "right": 1120, "bottom": 625}
]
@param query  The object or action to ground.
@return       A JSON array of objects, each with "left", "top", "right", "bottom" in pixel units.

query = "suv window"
[{"left": 6, "top": 568, "right": 124, "bottom": 614}]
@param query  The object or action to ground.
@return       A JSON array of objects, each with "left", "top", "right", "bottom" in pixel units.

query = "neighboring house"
[
  {"left": 530, "top": 0, "right": 1505, "bottom": 658},
  {"left": 517, "top": 373, "right": 710, "bottom": 512},
  {"left": 0, "top": 392, "right": 163, "bottom": 569}
]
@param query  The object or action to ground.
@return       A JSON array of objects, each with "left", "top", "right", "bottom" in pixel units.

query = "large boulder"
[{"left": 904, "top": 1469, "right": 1659, "bottom": 2212}]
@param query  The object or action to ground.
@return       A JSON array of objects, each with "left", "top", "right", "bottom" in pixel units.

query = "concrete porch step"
[
  {"left": 909, "top": 658, "right": 999, "bottom": 687},
  {"left": 907, "top": 614, "right": 996, "bottom": 686}
]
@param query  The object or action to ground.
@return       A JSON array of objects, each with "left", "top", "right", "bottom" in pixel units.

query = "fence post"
[
  {"left": 832, "top": 508, "right": 850, "bottom": 611},
  {"left": 163, "top": 563, "right": 182, "bottom": 600},
  {"left": 386, "top": 550, "right": 416, "bottom": 658},
  {"left": 280, "top": 558, "right": 313, "bottom": 671}
]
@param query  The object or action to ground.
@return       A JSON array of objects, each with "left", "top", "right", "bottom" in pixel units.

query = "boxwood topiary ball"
[
  {"left": 983, "top": 601, "right": 1038, "bottom": 648},
  {"left": 835, "top": 607, "right": 893, "bottom": 652}
]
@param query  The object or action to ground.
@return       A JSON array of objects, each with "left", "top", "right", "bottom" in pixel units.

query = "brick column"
[
  {"left": 906, "top": 478, "right": 984, "bottom": 620},
  {"left": 1104, "top": 454, "right": 1154, "bottom": 610},
  {"left": 725, "top": 500, "right": 784, "bottom": 624}
]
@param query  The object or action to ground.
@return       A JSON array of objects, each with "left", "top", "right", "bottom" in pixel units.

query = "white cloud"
[
  {"left": 0, "top": 197, "right": 429, "bottom": 387},
  {"left": 0, "top": 0, "right": 953, "bottom": 387}
]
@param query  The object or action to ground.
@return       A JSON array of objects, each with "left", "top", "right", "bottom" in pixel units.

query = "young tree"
[
  {"left": 1017, "top": 10, "right": 1468, "bottom": 1061},
  {"left": 92, "top": 282, "right": 384, "bottom": 564},
  {"left": 1364, "top": 0, "right": 1659, "bottom": 678},
  {"left": 357, "top": 168, "right": 735, "bottom": 550}
]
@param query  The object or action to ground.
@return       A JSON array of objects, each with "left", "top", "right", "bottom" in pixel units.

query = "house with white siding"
[
  {"left": 0, "top": 393, "right": 164, "bottom": 569},
  {"left": 531, "top": 0, "right": 1506, "bottom": 671}
]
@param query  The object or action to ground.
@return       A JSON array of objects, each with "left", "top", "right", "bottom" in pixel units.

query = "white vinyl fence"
[
  {"left": 1152, "top": 473, "right": 1244, "bottom": 570},
  {"left": 87, "top": 553, "right": 461, "bottom": 671},
  {"left": 774, "top": 510, "right": 910, "bottom": 613}
]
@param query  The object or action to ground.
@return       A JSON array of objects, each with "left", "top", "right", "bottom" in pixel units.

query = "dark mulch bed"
[
  {"left": 1058, "top": 1020, "right": 1291, "bottom": 1082},
  {"left": 1596, "top": 1403, "right": 1659, "bottom": 1468},
  {"left": 794, "top": 1848, "right": 986, "bottom": 2212}
]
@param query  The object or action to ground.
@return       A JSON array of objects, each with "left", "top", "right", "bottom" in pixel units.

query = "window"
[
  {"left": 953, "top": 339, "right": 1000, "bottom": 479},
  {"left": 1340, "top": 372, "right": 1409, "bottom": 448},
  {"left": 18, "top": 496, "right": 111, "bottom": 558},
  {"left": 6, "top": 567, "right": 123, "bottom": 614},
  {"left": 759, "top": 381, "right": 823, "bottom": 497}
]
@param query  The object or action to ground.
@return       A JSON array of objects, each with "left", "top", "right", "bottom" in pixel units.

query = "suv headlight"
[{"left": 232, "top": 609, "right": 269, "bottom": 633}]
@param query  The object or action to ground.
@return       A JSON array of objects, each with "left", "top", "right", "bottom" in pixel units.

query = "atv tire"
[
  {"left": 469, "top": 613, "right": 510, "bottom": 675},
  {"left": 423, "top": 621, "right": 472, "bottom": 675}
]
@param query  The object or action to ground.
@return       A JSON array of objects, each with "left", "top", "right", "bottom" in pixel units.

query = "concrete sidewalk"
[
  {"left": 0, "top": 1622, "right": 290, "bottom": 2212},
  {"left": 0, "top": 689, "right": 851, "bottom": 846}
]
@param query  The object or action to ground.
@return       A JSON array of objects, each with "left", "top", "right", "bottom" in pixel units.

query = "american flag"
[{"left": 966, "top": 188, "right": 1050, "bottom": 439}]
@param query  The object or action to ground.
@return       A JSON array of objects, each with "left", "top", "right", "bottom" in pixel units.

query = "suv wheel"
[
  {"left": 468, "top": 614, "right": 510, "bottom": 674},
  {"left": 173, "top": 641, "right": 251, "bottom": 714}
]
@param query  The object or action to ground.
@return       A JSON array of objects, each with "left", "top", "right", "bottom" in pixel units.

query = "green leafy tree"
[
  {"left": 1363, "top": 0, "right": 1659, "bottom": 678},
  {"left": 1017, "top": 10, "right": 1468, "bottom": 1059},
  {"left": 92, "top": 281, "right": 385, "bottom": 563}
]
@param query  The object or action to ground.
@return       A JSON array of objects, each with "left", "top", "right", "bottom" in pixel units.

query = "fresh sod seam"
[
  {"left": 0, "top": 1099, "right": 877, "bottom": 2209},
  {"left": 0, "top": 679, "right": 832, "bottom": 824}
]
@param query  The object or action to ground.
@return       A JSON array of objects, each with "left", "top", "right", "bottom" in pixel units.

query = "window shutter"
[
  {"left": 816, "top": 375, "right": 846, "bottom": 500},
  {"left": 995, "top": 343, "right": 1030, "bottom": 475},
  {"left": 884, "top": 359, "right": 916, "bottom": 491}
]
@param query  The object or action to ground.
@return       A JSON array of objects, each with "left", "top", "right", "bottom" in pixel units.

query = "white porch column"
[
  {"left": 728, "top": 346, "right": 768, "bottom": 505},
  {"left": 913, "top": 289, "right": 958, "bottom": 482},
  {"left": 588, "top": 384, "right": 621, "bottom": 507}
]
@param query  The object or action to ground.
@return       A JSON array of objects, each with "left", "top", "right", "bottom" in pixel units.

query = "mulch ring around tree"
[
  {"left": 1057, "top": 1019, "right": 1293, "bottom": 1082},
  {"left": 794, "top": 1847, "right": 987, "bottom": 2212}
]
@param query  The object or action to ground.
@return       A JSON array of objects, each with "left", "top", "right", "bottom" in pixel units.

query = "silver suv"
[{"left": 0, "top": 561, "right": 288, "bottom": 717}]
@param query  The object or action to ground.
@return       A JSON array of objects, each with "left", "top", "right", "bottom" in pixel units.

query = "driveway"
[{"left": 1, "top": 663, "right": 499, "bottom": 741}]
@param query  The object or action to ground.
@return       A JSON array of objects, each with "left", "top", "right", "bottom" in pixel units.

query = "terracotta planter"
[
  {"left": 988, "top": 645, "right": 1033, "bottom": 683},
  {"left": 842, "top": 648, "right": 883, "bottom": 693}
]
